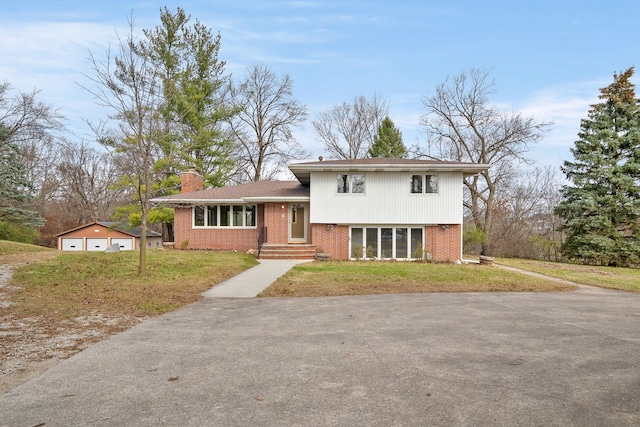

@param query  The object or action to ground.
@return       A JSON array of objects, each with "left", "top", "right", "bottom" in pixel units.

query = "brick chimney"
[{"left": 181, "top": 169, "right": 204, "bottom": 193}]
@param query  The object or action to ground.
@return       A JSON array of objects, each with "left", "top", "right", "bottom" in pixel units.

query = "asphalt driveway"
[{"left": 1, "top": 287, "right": 640, "bottom": 426}]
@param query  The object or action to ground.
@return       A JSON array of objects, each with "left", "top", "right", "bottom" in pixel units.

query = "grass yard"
[
  {"left": 496, "top": 258, "right": 640, "bottom": 292},
  {"left": 259, "top": 261, "right": 575, "bottom": 297},
  {"left": 0, "top": 240, "right": 54, "bottom": 255},
  {"left": 7, "top": 249, "right": 258, "bottom": 321}
]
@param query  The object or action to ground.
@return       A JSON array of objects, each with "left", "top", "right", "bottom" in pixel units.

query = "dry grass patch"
[
  {"left": 0, "top": 240, "right": 53, "bottom": 256},
  {"left": 259, "top": 261, "right": 574, "bottom": 297},
  {"left": 0, "top": 240, "right": 56, "bottom": 265},
  {"left": 8, "top": 250, "right": 257, "bottom": 319},
  {"left": 496, "top": 258, "right": 640, "bottom": 292}
]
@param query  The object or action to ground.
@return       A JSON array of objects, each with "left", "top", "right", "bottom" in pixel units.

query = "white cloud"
[
  {"left": 513, "top": 82, "right": 604, "bottom": 166},
  {"left": 0, "top": 20, "right": 134, "bottom": 141}
]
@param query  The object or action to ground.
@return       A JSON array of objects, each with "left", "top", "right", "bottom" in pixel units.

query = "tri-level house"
[{"left": 151, "top": 158, "right": 490, "bottom": 262}]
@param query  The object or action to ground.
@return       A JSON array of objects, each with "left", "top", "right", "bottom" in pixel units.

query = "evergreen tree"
[
  {"left": 0, "top": 84, "right": 54, "bottom": 241},
  {"left": 96, "top": 8, "right": 236, "bottom": 243},
  {"left": 555, "top": 67, "right": 640, "bottom": 266},
  {"left": 368, "top": 116, "right": 406, "bottom": 158},
  {"left": 0, "top": 125, "right": 44, "bottom": 240},
  {"left": 143, "top": 7, "right": 236, "bottom": 189}
]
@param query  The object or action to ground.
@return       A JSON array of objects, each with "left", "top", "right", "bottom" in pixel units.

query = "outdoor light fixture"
[
  {"left": 326, "top": 224, "right": 334, "bottom": 230},
  {"left": 441, "top": 225, "right": 449, "bottom": 230}
]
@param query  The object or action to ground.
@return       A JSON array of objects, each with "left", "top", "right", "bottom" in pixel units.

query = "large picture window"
[
  {"left": 350, "top": 226, "right": 423, "bottom": 259},
  {"left": 193, "top": 204, "right": 257, "bottom": 228},
  {"left": 337, "top": 174, "right": 365, "bottom": 194}
]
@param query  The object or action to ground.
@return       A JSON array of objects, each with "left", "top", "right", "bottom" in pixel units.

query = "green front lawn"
[
  {"left": 496, "top": 258, "right": 640, "bottom": 292},
  {"left": 259, "top": 261, "right": 574, "bottom": 297}
]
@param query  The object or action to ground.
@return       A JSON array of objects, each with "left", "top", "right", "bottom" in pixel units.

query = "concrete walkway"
[
  {"left": 203, "top": 259, "right": 311, "bottom": 298},
  {"left": 493, "top": 262, "right": 616, "bottom": 294}
]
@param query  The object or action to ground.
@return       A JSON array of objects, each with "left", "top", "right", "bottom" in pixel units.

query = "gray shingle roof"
[{"left": 151, "top": 180, "right": 309, "bottom": 205}]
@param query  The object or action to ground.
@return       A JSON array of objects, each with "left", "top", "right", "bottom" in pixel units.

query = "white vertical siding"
[{"left": 309, "top": 171, "right": 464, "bottom": 224}]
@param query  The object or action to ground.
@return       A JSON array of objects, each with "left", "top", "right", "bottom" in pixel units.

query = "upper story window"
[
  {"left": 410, "top": 175, "right": 438, "bottom": 194},
  {"left": 337, "top": 174, "right": 365, "bottom": 194},
  {"left": 194, "top": 204, "right": 256, "bottom": 227}
]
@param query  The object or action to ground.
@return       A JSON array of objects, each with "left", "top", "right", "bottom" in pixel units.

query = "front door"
[{"left": 289, "top": 204, "right": 306, "bottom": 242}]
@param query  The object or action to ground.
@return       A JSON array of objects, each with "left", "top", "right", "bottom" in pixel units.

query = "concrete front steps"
[{"left": 258, "top": 244, "right": 317, "bottom": 260}]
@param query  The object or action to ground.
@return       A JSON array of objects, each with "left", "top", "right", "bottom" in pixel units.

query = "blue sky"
[{"left": 1, "top": 0, "right": 638, "bottom": 170}]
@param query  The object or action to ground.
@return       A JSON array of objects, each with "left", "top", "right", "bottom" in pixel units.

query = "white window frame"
[
  {"left": 337, "top": 173, "right": 366, "bottom": 194},
  {"left": 349, "top": 226, "right": 424, "bottom": 260},
  {"left": 410, "top": 174, "right": 439, "bottom": 194},
  {"left": 193, "top": 204, "right": 257, "bottom": 228}
]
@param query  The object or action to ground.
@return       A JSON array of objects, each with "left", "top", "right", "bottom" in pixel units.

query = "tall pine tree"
[
  {"left": 143, "top": 7, "right": 236, "bottom": 189},
  {"left": 368, "top": 116, "right": 406, "bottom": 158},
  {"left": 0, "top": 129, "right": 44, "bottom": 241},
  {"left": 555, "top": 67, "right": 640, "bottom": 266}
]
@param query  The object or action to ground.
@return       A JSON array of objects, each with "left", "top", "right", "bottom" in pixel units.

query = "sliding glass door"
[{"left": 350, "top": 227, "right": 423, "bottom": 260}]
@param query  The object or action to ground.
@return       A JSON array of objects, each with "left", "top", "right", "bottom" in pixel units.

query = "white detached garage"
[{"left": 56, "top": 221, "right": 163, "bottom": 251}]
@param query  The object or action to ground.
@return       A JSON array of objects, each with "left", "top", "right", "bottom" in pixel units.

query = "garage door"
[
  {"left": 61, "top": 238, "right": 83, "bottom": 251},
  {"left": 86, "top": 238, "right": 108, "bottom": 252},
  {"left": 111, "top": 238, "right": 133, "bottom": 251}
]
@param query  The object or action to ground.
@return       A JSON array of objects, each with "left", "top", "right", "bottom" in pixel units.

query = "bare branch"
[
  {"left": 228, "top": 64, "right": 307, "bottom": 182},
  {"left": 418, "top": 69, "right": 552, "bottom": 255},
  {"left": 313, "top": 94, "right": 388, "bottom": 159}
]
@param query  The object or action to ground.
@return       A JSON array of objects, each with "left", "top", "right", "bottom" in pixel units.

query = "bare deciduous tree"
[
  {"left": 57, "top": 141, "right": 125, "bottom": 224},
  {"left": 0, "top": 82, "right": 63, "bottom": 239},
  {"left": 83, "top": 17, "right": 165, "bottom": 275},
  {"left": 419, "top": 69, "right": 551, "bottom": 256},
  {"left": 313, "top": 94, "right": 388, "bottom": 160},
  {"left": 0, "top": 83, "right": 63, "bottom": 147},
  {"left": 18, "top": 134, "right": 62, "bottom": 201},
  {"left": 228, "top": 64, "right": 307, "bottom": 182},
  {"left": 490, "top": 166, "right": 563, "bottom": 260}
]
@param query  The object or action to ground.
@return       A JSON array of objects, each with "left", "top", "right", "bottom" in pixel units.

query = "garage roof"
[{"left": 55, "top": 221, "right": 162, "bottom": 238}]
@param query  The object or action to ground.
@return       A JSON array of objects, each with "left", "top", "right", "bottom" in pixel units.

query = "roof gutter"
[
  {"left": 288, "top": 162, "right": 491, "bottom": 183},
  {"left": 241, "top": 196, "right": 310, "bottom": 203}
]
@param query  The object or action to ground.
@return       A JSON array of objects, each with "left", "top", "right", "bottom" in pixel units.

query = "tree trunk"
[
  {"left": 139, "top": 221, "right": 147, "bottom": 275},
  {"left": 480, "top": 179, "right": 496, "bottom": 257}
]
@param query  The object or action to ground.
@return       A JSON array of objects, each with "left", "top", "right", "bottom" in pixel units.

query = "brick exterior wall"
[
  {"left": 174, "top": 203, "right": 315, "bottom": 251},
  {"left": 173, "top": 201, "right": 462, "bottom": 262},
  {"left": 310, "top": 224, "right": 350, "bottom": 260},
  {"left": 173, "top": 205, "right": 263, "bottom": 251},
  {"left": 424, "top": 224, "right": 462, "bottom": 262},
  {"left": 262, "top": 202, "right": 290, "bottom": 244}
]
